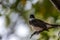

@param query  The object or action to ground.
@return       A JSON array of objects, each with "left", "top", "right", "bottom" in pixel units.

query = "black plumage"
[{"left": 29, "top": 19, "right": 48, "bottom": 30}]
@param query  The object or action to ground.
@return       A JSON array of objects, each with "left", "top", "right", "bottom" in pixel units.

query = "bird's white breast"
[
  {"left": 30, "top": 25, "right": 43, "bottom": 31},
  {"left": 29, "top": 18, "right": 34, "bottom": 21}
]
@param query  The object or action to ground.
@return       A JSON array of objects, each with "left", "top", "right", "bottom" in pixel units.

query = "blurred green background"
[{"left": 1, "top": 0, "right": 60, "bottom": 40}]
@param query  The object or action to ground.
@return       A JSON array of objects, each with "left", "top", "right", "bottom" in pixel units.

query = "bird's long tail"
[
  {"left": 51, "top": 24, "right": 60, "bottom": 27},
  {"left": 46, "top": 23, "right": 60, "bottom": 28}
]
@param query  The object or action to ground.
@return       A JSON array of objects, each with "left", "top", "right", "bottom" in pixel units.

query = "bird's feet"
[{"left": 30, "top": 31, "right": 40, "bottom": 39}]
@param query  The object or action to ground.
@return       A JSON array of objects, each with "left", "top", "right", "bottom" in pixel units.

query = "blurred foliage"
[
  {"left": 1, "top": 0, "right": 60, "bottom": 40},
  {"left": 6, "top": 15, "right": 10, "bottom": 26}
]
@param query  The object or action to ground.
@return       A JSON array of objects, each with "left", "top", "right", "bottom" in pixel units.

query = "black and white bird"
[{"left": 29, "top": 14, "right": 60, "bottom": 38}]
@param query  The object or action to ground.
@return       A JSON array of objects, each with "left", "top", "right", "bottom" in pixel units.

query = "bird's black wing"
[{"left": 29, "top": 19, "right": 47, "bottom": 29}]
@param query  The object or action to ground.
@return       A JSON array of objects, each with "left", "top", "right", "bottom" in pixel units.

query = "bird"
[{"left": 29, "top": 14, "right": 60, "bottom": 38}]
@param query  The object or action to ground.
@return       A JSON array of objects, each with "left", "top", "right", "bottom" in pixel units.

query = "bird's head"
[
  {"left": 30, "top": 14, "right": 35, "bottom": 18},
  {"left": 29, "top": 14, "right": 35, "bottom": 21}
]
